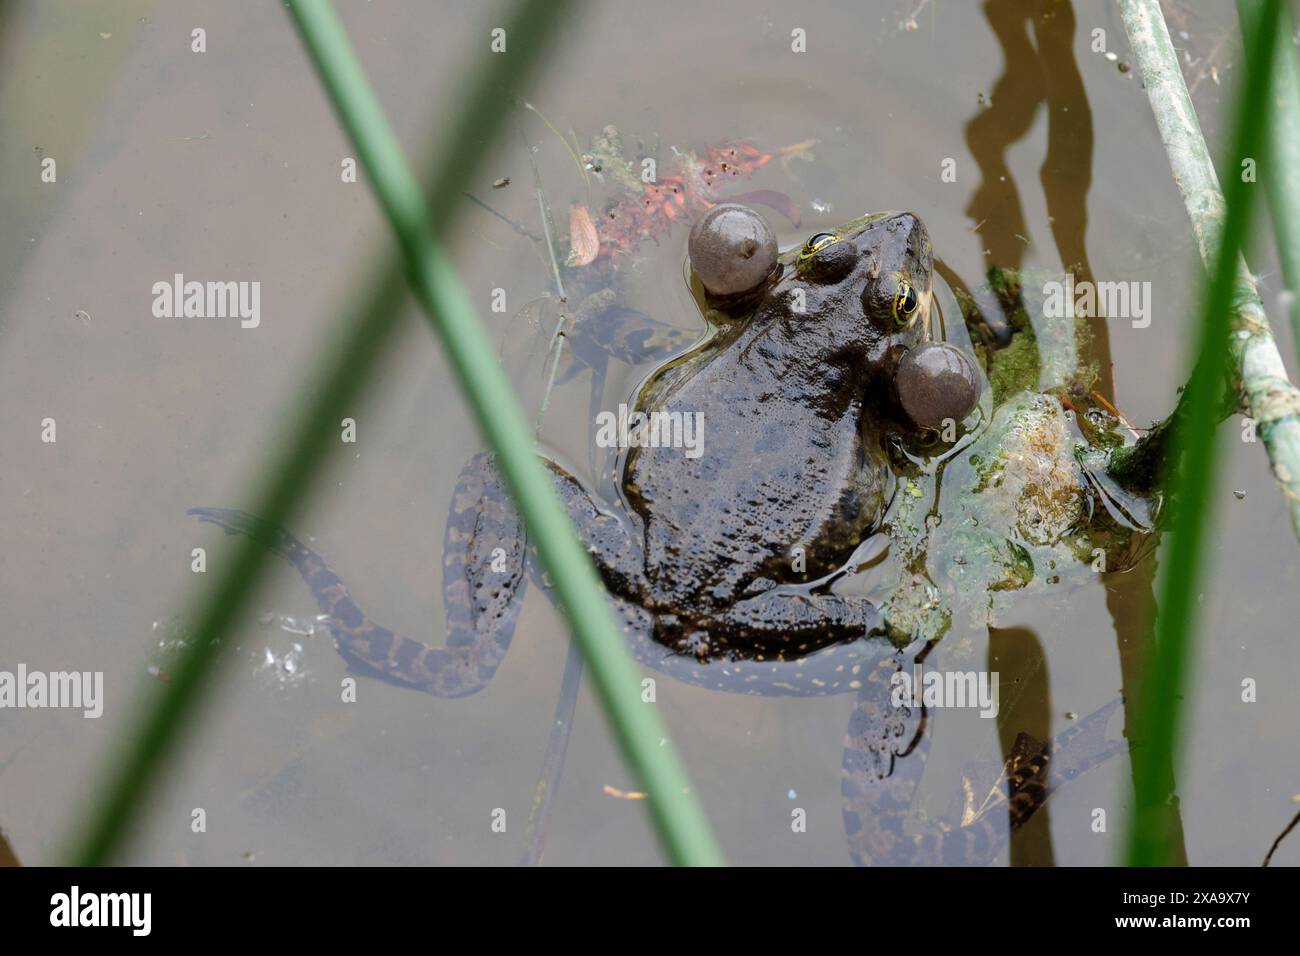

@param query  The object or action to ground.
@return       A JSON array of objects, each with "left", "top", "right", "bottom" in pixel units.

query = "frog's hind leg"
[
  {"left": 840, "top": 645, "right": 942, "bottom": 867},
  {"left": 842, "top": 679, "right": 1127, "bottom": 866},
  {"left": 188, "top": 452, "right": 528, "bottom": 699}
]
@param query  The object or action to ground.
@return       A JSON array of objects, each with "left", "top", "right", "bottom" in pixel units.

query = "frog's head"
[
  {"left": 689, "top": 205, "right": 978, "bottom": 429},
  {"left": 795, "top": 209, "right": 933, "bottom": 358}
]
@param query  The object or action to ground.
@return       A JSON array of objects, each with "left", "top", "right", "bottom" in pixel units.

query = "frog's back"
[{"left": 623, "top": 324, "right": 887, "bottom": 611}]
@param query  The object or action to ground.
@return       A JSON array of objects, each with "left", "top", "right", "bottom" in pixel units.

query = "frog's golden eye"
[
  {"left": 893, "top": 277, "right": 919, "bottom": 325},
  {"left": 800, "top": 232, "right": 839, "bottom": 260}
]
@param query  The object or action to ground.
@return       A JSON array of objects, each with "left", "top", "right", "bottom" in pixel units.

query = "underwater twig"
[
  {"left": 1262, "top": 801, "right": 1300, "bottom": 866},
  {"left": 519, "top": 118, "right": 575, "bottom": 436},
  {"left": 517, "top": 116, "right": 585, "bottom": 862},
  {"left": 535, "top": 312, "right": 570, "bottom": 435},
  {"left": 461, "top": 190, "right": 542, "bottom": 242},
  {"left": 1119, "top": 0, "right": 1300, "bottom": 544},
  {"left": 522, "top": 100, "right": 590, "bottom": 193},
  {"left": 520, "top": 636, "right": 584, "bottom": 865}
]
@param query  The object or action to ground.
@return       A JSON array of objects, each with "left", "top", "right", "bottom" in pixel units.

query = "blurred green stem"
[
  {"left": 69, "top": 0, "right": 587, "bottom": 865},
  {"left": 1120, "top": 0, "right": 1300, "bottom": 544},
  {"left": 1240, "top": 0, "right": 1300, "bottom": 360},
  {"left": 285, "top": 0, "right": 724, "bottom": 866},
  {"left": 1117, "top": 0, "right": 1282, "bottom": 865}
]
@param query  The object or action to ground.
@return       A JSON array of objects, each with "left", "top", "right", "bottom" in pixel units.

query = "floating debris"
[
  {"left": 567, "top": 202, "right": 599, "bottom": 266},
  {"left": 492, "top": 177, "right": 510, "bottom": 188},
  {"left": 603, "top": 784, "right": 647, "bottom": 800},
  {"left": 276, "top": 614, "right": 332, "bottom": 637},
  {"left": 254, "top": 641, "right": 310, "bottom": 689}
]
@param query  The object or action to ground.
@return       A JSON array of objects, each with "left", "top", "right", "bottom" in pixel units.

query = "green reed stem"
[
  {"left": 285, "top": 0, "right": 724, "bottom": 865},
  {"left": 1240, "top": 0, "right": 1300, "bottom": 358},
  {"left": 1123, "top": 0, "right": 1282, "bottom": 866},
  {"left": 69, "top": 0, "right": 587, "bottom": 865}
]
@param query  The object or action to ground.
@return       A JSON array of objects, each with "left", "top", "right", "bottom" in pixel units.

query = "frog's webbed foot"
[
  {"left": 953, "top": 697, "right": 1126, "bottom": 835},
  {"left": 841, "top": 680, "right": 1127, "bottom": 867},
  {"left": 189, "top": 451, "right": 528, "bottom": 698},
  {"left": 1021, "top": 696, "right": 1127, "bottom": 802},
  {"left": 841, "top": 646, "right": 936, "bottom": 867}
]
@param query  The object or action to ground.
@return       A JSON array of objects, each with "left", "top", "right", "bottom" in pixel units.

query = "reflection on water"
[
  {"left": 0, "top": 0, "right": 1295, "bottom": 866},
  {"left": 961, "top": 0, "right": 1185, "bottom": 866},
  {"left": 964, "top": 0, "right": 1109, "bottom": 396}
]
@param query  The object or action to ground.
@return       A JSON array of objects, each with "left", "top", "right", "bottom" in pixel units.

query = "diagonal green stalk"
[
  {"left": 1240, "top": 0, "right": 1300, "bottom": 358},
  {"left": 68, "top": 0, "right": 591, "bottom": 865},
  {"left": 284, "top": 0, "right": 723, "bottom": 866},
  {"left": 1123, "top": 0, "right": 1282, "bottom": 866}
]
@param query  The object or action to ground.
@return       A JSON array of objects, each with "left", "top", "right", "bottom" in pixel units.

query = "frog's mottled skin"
[
  {"left": 618, "top": 212, "right": 932, "bottom": 658},
  {"left": 191, "top": 215, "right": 1139, "bottom": 866}
]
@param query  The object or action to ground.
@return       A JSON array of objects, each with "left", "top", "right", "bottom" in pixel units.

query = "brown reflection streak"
[
  {"left": 965, "top": 0, "right": 1174, "bottom": 866},
  {"left": 987, "top": 627, "right": 1054, "bottom": 867},
  {"left": 1105, "top": 560, "right": 1189, "bottom": 865},
  {"left": 0, "top": 827, "right": 20, "bottom": 867},
  {"left": 962, "top": 0, "right": 1114, "bottom": 399}
]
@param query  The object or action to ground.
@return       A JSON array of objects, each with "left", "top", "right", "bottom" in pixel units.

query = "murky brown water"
[{"left": 2, "top": 0, "right": 1297, "bottom": 866}]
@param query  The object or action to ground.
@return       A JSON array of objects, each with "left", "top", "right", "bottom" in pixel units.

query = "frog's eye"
[
  {"left": 800, "top": 232, "right": 840, "bottom": 260},
  {"left": 892, "top": 277, "right": 919, "bottom": 326}
]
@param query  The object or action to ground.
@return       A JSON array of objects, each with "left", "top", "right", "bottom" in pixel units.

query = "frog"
[{"left": 190, "top": 205, "right": 1140, "bottom": 866}]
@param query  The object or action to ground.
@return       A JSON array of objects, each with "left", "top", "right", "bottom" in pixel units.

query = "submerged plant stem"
[{"left": 1120, "top": 0, "right": 1300, "bottom": 544}]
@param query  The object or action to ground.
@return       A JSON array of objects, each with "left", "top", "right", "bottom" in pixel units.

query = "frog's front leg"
[
  {"left": 540, "top": 457, "right": 651, "bottom": 600},
  {"left": 692, "top": 588, "right": 884, "bottom": 660}
]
